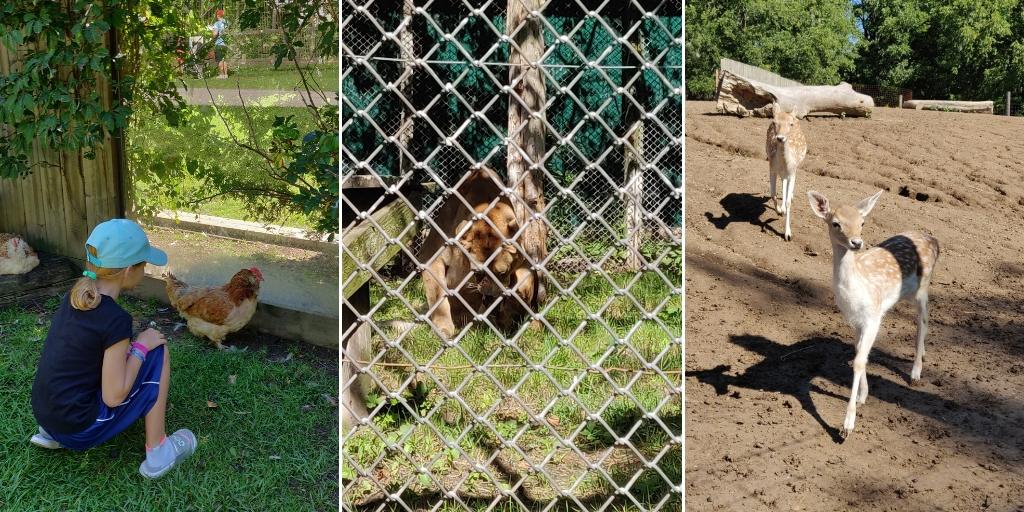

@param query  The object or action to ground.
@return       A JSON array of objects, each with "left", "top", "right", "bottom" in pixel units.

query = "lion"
[{"left": 418, "top": 167, "right": 537, "bottom": 338}]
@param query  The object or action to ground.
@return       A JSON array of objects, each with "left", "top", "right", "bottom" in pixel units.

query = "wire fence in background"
[
  {"left": 992, "top": 92, "right": 1024, "bottom": 116},
  {"left": 851, "top": 83, "right": 912, "bottom": 108},
  {"left": 341, "top": 0, "right": 682, "bottom": 509}
]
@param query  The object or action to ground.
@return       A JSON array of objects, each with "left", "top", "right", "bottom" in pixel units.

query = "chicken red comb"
[{"left": 249, "top": 267, "right": 263, "bottom": 281}]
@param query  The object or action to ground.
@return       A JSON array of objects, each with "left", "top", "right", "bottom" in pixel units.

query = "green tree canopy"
[
  {"left": 685, "top": 0, "right": 859, "bottom": 98},
  {"left": 686, "top": 0, "right": 1024, "bottom": 105},
  {"left": 853, "top": 0, "right": 1022, "bottom": 101}
]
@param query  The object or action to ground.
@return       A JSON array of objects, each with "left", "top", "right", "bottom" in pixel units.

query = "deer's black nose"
[{"left": 850, "top": 239, "right": 863, "bottom": 250}]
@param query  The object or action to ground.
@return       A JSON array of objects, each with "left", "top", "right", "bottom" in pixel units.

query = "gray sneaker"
[
  {"left": 139, "top": 429, "right": 198, "bottom": 479},
  {"left": 30, "top": 427, "right": 62, "bottom": 449}
]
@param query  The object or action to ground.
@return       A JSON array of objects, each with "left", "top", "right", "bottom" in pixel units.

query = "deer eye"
[{"left": 832, "top": 221, "right": 841, "bottom": 229}]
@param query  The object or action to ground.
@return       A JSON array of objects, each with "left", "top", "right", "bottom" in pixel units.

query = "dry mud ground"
[{"left": 685, "top": 101, "right": 1024, "bottom": 511}]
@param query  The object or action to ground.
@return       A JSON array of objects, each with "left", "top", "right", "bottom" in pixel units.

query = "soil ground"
[{"left": 685, "top": 101, "right": 1024, "bottom": 511}]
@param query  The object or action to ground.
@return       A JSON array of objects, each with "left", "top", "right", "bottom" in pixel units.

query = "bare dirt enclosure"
[{"left": 685, "top": 101, "right": 1024, "bottom": 511}]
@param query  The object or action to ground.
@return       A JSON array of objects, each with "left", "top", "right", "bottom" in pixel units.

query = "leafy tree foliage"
[
  {"left": 0, "top": 0, "right": 194, "bottom": 178},
  {"left": 853, "top": 0, "right": 1022, "bottom": 101},
  {"left": 685, "top": 0, "right": 859, "bottom": 98},
  {"left": 687, "top": 0, "right": 1024, "bottom": 105},
  {"left": 1, "top": 1, "right": 339, "bottom": 236}
]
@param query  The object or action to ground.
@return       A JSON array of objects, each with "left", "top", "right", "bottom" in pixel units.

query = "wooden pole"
[
  {"left": 397, "top": 0, "right": 416, "bottom": 176},
  {"left": 506, "top": 0, "right": 548, "bottom": 308},
  {"left": 1007, "top": 91, "right": 1011, "bottom": 116},
  {"left": 622, "top": 6, "right": 646, "bottom": 271}
]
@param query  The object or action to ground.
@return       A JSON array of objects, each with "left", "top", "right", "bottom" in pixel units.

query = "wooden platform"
[{"left": 0, "top": 252, "right": 81, "bottom": 308}]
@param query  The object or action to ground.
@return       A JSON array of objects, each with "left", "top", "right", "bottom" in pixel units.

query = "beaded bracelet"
[
  {"left": 131, "top": 341, "right": 150, "bottom": 358},
  {"left": 128, "top": 347, "right": 146, "bottom": 364}
]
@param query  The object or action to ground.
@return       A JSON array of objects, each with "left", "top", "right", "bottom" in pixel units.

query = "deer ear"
[
  {"left": 855, "top": 189, "right": 883, "bottom": 217},
  {"left": 807, "top": 190, "right": 830, "bottom": 219}
]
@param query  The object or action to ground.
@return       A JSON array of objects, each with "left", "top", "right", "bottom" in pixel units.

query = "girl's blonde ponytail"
[
  {"left": 70, "top": 245, "right": 131, "bottom": 311},
  {"left": 71, "top": 246, "right": 103, "bottom": 311}
]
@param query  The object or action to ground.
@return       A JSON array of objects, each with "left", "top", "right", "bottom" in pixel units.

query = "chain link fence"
[{"left": 342, "top": 0, "right": 681, "bottom": 509}]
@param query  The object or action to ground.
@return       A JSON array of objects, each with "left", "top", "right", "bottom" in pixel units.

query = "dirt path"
[
  {"left": 176, "top": 86, "right": 337, "bottom": 107},
  {"left": 685, "top": 101, "right": 1024, "bottom": 511}
]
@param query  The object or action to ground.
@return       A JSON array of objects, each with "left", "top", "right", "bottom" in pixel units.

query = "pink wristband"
[{"left": 131, "top": 341, "right": 149, "bottom": 357}]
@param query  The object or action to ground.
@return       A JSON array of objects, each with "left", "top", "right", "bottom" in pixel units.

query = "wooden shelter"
[{"left": 0, "top": 40, "right": 127, "bottom": 264}]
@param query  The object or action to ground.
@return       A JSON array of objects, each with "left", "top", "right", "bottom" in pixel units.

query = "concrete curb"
[{"left": 149, "top": 211, "right": 338, "bottom": 255}]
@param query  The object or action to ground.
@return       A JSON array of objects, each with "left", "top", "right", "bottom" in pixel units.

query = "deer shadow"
[
  {"left": 687, "top": 335, "right": 850, "bottom": 443},
  {"left": 704, "top": 193, "right": 782, "bottom": 237}
]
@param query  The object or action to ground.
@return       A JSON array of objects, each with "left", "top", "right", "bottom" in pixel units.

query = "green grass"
[
  {"left": 182, "top": 64, "right": 339, "bottom": 92},
  {"left": 129, "top": 105, "right": 319, "bottom": 229},
  {"left": 343, "top": 271, "right": 682, "bottom": 509},
  {"left": 0, "top": 297, "right": 338, "bottom": 511}
]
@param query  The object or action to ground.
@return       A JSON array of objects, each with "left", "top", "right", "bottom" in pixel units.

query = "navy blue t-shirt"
[{"left": 31, "top": 293, "right": 133, "bottom": 434}]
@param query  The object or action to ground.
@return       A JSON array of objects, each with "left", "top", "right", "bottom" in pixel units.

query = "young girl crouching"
[{"left": 29, "top": 219, "right": 197, "bottom": 479}]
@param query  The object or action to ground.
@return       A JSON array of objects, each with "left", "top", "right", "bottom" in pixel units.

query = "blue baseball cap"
[{"left": 85, "top": 219, "right": 168, "bottom": 268}]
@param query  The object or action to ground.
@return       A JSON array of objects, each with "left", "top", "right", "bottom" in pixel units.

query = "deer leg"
[
  {"left": 912, "top": 291, "right": 929, "bottom": 381},
  {"left": 770, "top": 170, "right": 778, "bottom": 213},
  {"left": 784, "top": 174, "right": 795, "bottom": 241},
  {"left": 858, "top": 372, "right": 869, "bottom": 404},
  {"left": 778, "top": 177, "right": 789, "bottom": 215},
  {"left": 844, "top": 318, "right": 880, "bottom": 437}
]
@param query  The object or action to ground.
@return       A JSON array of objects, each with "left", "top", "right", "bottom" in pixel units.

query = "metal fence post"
[{"left": 1007, "top": 91, "right": 1012, "bottom": 116}]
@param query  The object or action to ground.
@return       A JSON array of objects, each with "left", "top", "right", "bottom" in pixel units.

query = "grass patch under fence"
[
  {"left": 344, "top": 271, "right": 682, "bottom": 509},
  {"left": 182, "top": 64, "right": 340, "bottom": 92},
  {"left": 0, "top": 297, "right": 338, "bottom": 511}
]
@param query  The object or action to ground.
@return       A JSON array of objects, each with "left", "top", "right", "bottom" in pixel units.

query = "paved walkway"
[{"left": 177, "top": 87, "right": 338, "bottom": 107}]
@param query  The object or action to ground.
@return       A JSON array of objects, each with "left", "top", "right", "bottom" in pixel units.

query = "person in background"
[{"left": 213, "top": 9, "right": 229, "bottom": 79}]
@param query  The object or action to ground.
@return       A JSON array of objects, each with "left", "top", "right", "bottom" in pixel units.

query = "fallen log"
[
  {"left": 902, "top": 100, "right": 993, "bottom": 114},
  {"left": 716, "top": 69, "right": 873, "bottom": 119}
]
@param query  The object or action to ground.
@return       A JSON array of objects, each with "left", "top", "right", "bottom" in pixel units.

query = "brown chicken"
[{"left": 165, "top": 267, "right": 264, "bottom": 349}]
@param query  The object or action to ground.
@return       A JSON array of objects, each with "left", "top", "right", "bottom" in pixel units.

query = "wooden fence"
[
  {"left": 0, "top": 43, "right": 125, "bottom": 263},
  {"left": 719, "top": 57, "right": 803, "bottom": 87}
]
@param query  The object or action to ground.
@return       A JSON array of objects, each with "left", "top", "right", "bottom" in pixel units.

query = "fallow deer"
[
  {"left": 767, "top": 104, "right": 808, "bottom": 241},
  {"left": 807, "top": 189, "right": 940, "bottom": 438}
]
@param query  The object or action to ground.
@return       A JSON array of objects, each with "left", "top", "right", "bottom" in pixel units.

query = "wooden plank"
[
  {"left": 60, "top": 149, "right": 89, "bottom": 259},
  {"left": 342, "top": 173, "right": 399, "bottom": 189},
  {"left": 42, "top": 149, "right": 69, "bottom": 256},
  {"left": 341, "top": 198, "right": 417, "bottom": 299},
  {"left": 341, "top": 284, "right": 371, "bottom": 432},
  {"left": 0, "top": 176, "right": 27, "bottom": 239},
  {"left": 24, "top": 145, "right": 47, "bottom": 250}
]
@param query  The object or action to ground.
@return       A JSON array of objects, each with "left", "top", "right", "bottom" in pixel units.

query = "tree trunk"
[
  {"left": 902, "top": 99, "right": 994, "bottom": 114},
  {"left": 622, "top": 10, "right": 646, "bottom": 271},
  {"left": 716, "top": 69, "right": 874, "bottom": 119},
  {"left": 506, "top": 0, "right": 547, "bottom": 307}
]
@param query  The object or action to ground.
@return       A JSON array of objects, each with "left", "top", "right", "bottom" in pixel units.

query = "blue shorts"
[{"left": 50, "top": 346, "right": 165, "bottom": 451}]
